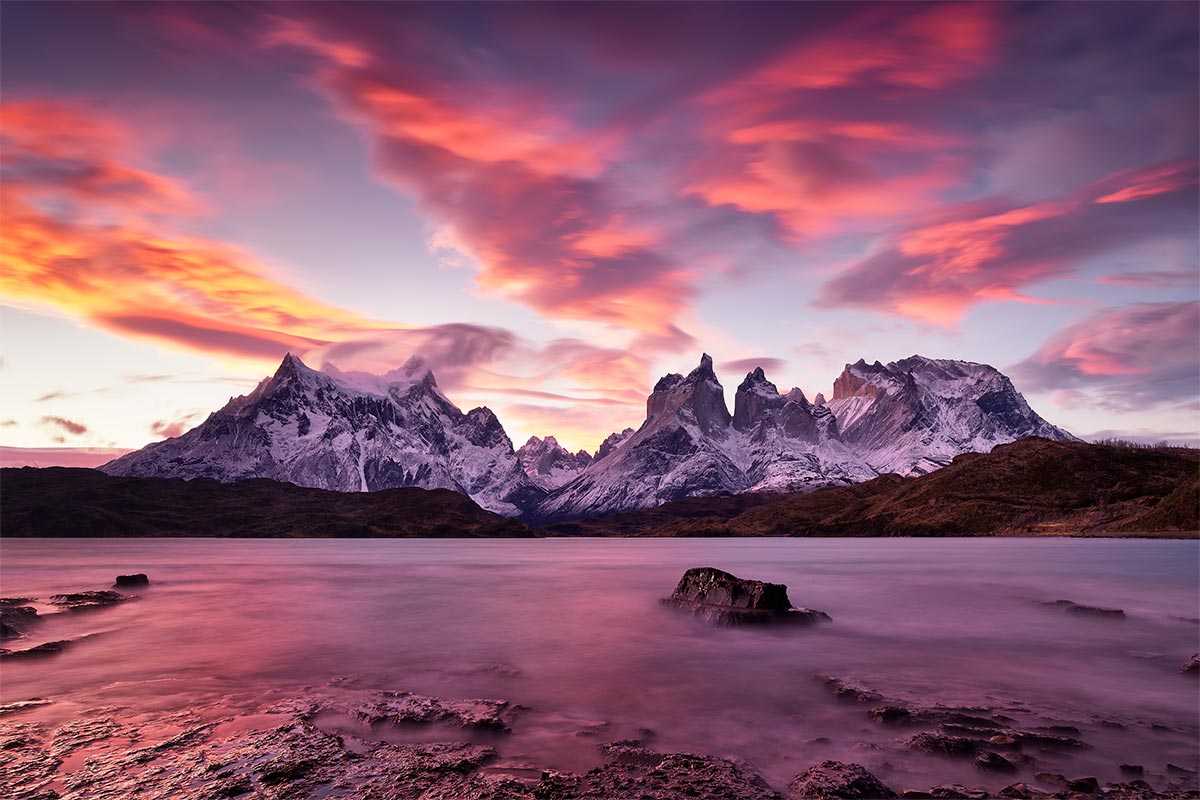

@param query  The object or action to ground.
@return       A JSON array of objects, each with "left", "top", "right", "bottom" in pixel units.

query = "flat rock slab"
[
  {"left": 1041, "top": 600, "right": 1125, "bottom": 618},
  {"left": 662, "top": 566, "right": 830, "bottom": 627},
  {"left": 49, "top": 591, "right": 129, "bottom": 610}
]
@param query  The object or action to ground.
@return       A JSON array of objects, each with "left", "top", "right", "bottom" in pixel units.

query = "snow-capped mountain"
[
  {"left": 100, "top": 354, "right": 542, "bottom": 515},
  {"left": 516, "top": 436, "right": 592, "bottom": 490},
  {"left": 531, "top": 355, "right": 876, "bottom": 521},
  {"left": 824, "top": 356, "right": 1077, "bottom": 476},
  {"left": 101, "top": 351, "right": 1075, "bottom": 522}
]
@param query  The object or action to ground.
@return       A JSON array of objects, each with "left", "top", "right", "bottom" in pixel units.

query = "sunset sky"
[{"left": 1, "top": 1, "right": 1197, "bottom": 461}]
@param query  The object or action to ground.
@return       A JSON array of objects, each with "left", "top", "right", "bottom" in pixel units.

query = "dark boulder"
[
  {"left": 0, "top": 640, "right": 69, "bottom": 659},
  {"left": 787, "top": 760, "right": 897, "bottom": 799},
  {"left": 114, "top": 574, "right": 149, "bottom": 587},
  {"left": 907, "top": 732, "right": 980, "bottom": 757},
  {"left": 1182, "top": 653, "right": 1199, "bottom": 673},
  {"left": 662, "top": 567, "right": 830, "bottom": 626}
]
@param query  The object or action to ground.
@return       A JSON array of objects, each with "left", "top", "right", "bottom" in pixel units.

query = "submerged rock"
[
  {"left": 662, "top": 567, "right": 830, "bottom": 626},
  {"left": 975, "top": 751, "right": 1018, "bottom": 773},
  {"left": 1041, "top": 600, "right": 1125, "bottom": 618},
  {"left": 0, "top": 640, "right": 70, "bottom": 659},
  {"left": 788, "top": 760, "right": 897, "bottom": 799},
  {"left": 114, "top": 574, "right": 149, "bottom": 587},
  {"left": 0, "top": 604, "right": 40, "bottom": 640},
  {"left": 49, "top": 591, "right": 128, "bottom": 610},
  {"left": 1182, "top": 653, "right": 1199, "bottom": 673}
]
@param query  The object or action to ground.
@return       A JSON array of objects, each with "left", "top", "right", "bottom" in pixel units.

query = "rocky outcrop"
[
  {"left": 0, "top": 603, "right": 40, "bottom": 640},
  {"left": 788, "top": 760, "right": 897, "bottom": 799},
  {"left": 49, "top": 591, "right": 128, "bottom": 610},
  {"left": 114, "top": 574, "right": 149, "bottom": 587},
  {"left": 1042, "top": 600, "right": 1125, "bottom": 618},
  {"left": 661, "top": 567, "right": 830, "bottom": 626},
  {"left": 1182, "top": 654, "right": 1200, "bottom": 673}
]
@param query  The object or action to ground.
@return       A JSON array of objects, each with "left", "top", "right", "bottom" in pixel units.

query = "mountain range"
[{"left": 100, "top": 352, "right": 1076, "bottom": 521}]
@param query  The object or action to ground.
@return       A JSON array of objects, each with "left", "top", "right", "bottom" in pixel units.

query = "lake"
[{"left": 1, "top": 537, "right": 1197, "bottom": 794}]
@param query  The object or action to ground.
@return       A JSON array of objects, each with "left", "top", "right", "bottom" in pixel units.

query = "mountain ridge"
[{"left": 100, "top": 351, "right": 1077, "bottom": 520}]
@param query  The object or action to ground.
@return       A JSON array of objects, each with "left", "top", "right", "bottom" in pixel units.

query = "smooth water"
[{"left": 1, "top": 537, "right": 1197, "bottom": 792}]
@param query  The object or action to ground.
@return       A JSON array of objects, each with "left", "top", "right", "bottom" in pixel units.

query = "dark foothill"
[
  {"left": 114, "top": 574, "right": 150, "bottom": 587},
  {"left": 48, "top": 591, "right": 128, "bottom": 610},
  {"left": 1041, "top": 600, "right": 1125, "bottom": 618},
  {"left": 787, "top": 760, "right": 897, "bottom": 799},
  {"left": 662, "top": 567, "right": 830, "bottom": 626}
]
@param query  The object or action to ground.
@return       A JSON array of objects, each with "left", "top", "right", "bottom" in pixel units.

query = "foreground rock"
[
  {"left": 1182, "top": 654, "right": 1199, "bottom": 673},
  {"left": 662, "top": 567, "right": 830, "bottom": 626},
  {"left": 788, "top": 760, "right": 897, "bottom": 798},
  {"left": 114, "top": 573, "right": 149, "bottom": 587},
  {"left": 0, "top": 688, "right": 787, "bottom": 800},
  {"left": 349, "top": 691, "right": 518, "bottom": 732}
]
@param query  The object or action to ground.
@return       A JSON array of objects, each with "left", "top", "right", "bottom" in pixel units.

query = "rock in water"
[
  {"left": 48, "top": 591, "right": 127, "bottom": 610},
  {"left": 788, "top": 760, "right": 898, "bottom": 799},
  {"left": 1181, "top": 653, "right": 1199, "bottom": 673},
  {"left": 114, "top": 574, "right": 149, "bottom": 587},
  {"left": 661, "top": 567, "right": 830, "bottom": 626}
]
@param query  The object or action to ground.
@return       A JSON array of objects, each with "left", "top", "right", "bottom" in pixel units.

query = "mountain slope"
[
  {"left": 1, "top": 467, "right": 534, "bottom": 538},
  {"left": 826, "top": 356, "right": 1076, "bottom": 476},
  {"left": 516, "top": 436, "right": 593, "bottom": 490},
  {"left": 101, "top": 354, "right": 542, "bottom": 515},
  {"left": 542, "top": 439, "right": 1199, "bottom": 537}
]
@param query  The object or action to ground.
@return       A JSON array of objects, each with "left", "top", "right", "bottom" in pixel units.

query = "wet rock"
[
  {"left": 0, "top": 698, "right": 52, "bottom": 715},
  {"left": 1101, "top": 780, "right": 1164, "bottom": 799},
  {"left": 1041, "top": 600, "right": 1125, "bottom": 618},
  {"left": 868, "top": 706, "right": 913, "bottom": 725},
  {"left": 0, "top": 604, "right": 40, "bottom": 640},
  {"left": 998, "top": 783, "right": 1048, "bottom": 798},
  {"left": 907, "top": 732, "right": 980, "bottom": 757},
  {"left": 975, "top": 751, "right": 1018, "bottom": 773},
  {"left": 574, "top": 752, "right": 783, "bottom": 800},
  {"left": 0, "top": 640, "right": 70, "bottom": 659},
  {"left": 48, "top": 590, "right": 128, "bottom": 610},
  {"left": 1064, "top": 776, "right": 1101, "bottom": 793},
  {"left": 819, "top": 677, "right": 882, "bottom": 704},
  {"left": 1182, "top": 654, "right": 1200, "bottom": 673},
  {"left": 1120, "top": 764, "right": 1145, "bottom": 776},
  {"left": 1166, "top": 763, "right": 1197, "bottom": 778},
  {"left": 1010, "top": 729, "right": 1087, "bottom": 750},
  {"left": 787, "top": 760, "right": 897, "bottom": 799},
  {"left": 906, "top": 785, "right": 990, "bottom": 799},
  {"left": 114, "top": 574, "right": 149, "bottom": 587},
  {"left": 596, "top": 739, "right": 663, "bottom": 767},
  {"left": 350, "top": 691, "right": 518, "bottom": 732},
  {"left": 662, "top": 567, "right": 830, "bottom": 626}
]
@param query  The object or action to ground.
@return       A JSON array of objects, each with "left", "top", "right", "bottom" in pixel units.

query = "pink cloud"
[
  {"left": 819, "top": 161, "right": 1200, "bottom": 322},
  {"left": 1012, "top": 301, "right": 1199, "bottom": 409}
]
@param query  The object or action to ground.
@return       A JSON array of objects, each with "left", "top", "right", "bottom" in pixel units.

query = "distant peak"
[
  {"left": 274, "top": 352, "right": 313, "bottom": 378},
  {"left": 813, "top": 392, "right": 826, "bottom": 406},
  {"left": 737, "top": 367, "right": 779, "bottom": 396}
]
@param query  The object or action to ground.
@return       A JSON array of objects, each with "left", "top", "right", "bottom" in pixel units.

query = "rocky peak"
[
  {"left": 733, "top": 368, "right": 786, "bottom": 432},
  {"left": 813, "top": 392, "right": 827, "bottom": 406},
  {"left": 832, "top": 363, "right": 882, "bottom": 401},
  {"left": 785, "top": 387, "right": 809, "bottom": 406},
  {"left": 595, "top": 428, "right": 635, "bottom": 461},
  {"left": 646, "top": 353, "right": 731, "bottom": 435}
]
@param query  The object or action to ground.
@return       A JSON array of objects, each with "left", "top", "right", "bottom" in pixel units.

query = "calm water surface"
[{"left": 2, "top": 537, "right": 1197, "bottom": 792}]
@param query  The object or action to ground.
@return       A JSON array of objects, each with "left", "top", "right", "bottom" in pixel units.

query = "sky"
[{"left": 1, "top": 0, "right": 1197, "bottom": 462}]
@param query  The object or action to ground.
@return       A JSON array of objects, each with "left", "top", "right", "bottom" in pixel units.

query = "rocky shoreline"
[
  {"left": 2, "top": 568, "right": 1196, "bottom": 799},
  {"left": 2, "top": 679, "right": 1197, "bottom": 800}
]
